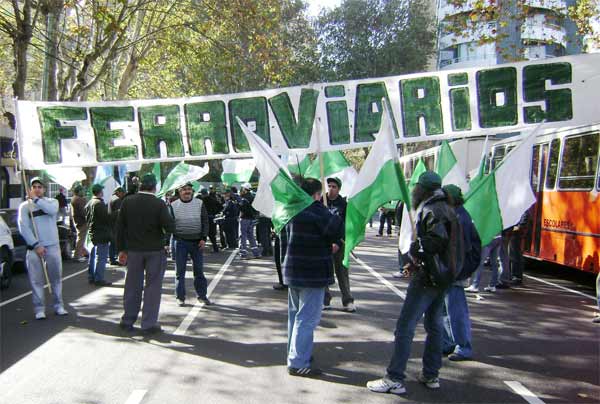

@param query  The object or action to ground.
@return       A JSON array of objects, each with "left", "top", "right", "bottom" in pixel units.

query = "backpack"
[{"left": 455, "top": 208, "right": 482, "bottom": 281}]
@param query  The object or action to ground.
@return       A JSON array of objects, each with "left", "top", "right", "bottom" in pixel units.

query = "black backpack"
[{"left": 455, "top": 209, "right": 482, "bottom": 281}]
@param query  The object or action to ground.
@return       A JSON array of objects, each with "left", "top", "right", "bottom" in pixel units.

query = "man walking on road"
[
  {"left": 323, "top": 177, "right": 355, "bottom": 312},
  {"left": 368, "top": 171, "right": 459, "bottom": 395},
  {"left": 70, "top": 185, "right": 88, "bottom": 262},
  {"left": 282, "top": 178, "right": 343, "bottom": 377},
  {"left": 116, "top": 174, "right": 174, "bottom": 334},
  {"left": 170, "top": 182, "right": 211, "bottom": 307},
  {"left": 85, "top": 184, "right": 113, "bottom": 286},
  {"left": 199, "top": 186, "right": 222, "bottom": 253},
  {"left": 18, "top": 177, "right": 68, "bottom": 320},
  {"left": 238, "top": 183, "right": 261, "bottom": 259}
]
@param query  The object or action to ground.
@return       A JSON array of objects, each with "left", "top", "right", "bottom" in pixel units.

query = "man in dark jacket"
[
  {"left": 323, "top": 177, "right": 355, "bottom": 312},
  {"left": 282, "top": 178, "right": 343, "bottom": 377},
  {"left": 108, "top": 187, "right": 126, "bottom": 265},
  {"left": 71, "top": 185, "right": 88, "bottom": 262},
  {"left": 441, "top": 184, "right": 480, "bottom": 361},
  {"left": 368, "top": 171, "right": 459, "bottom": 395},
  {"left": 222, "top": 189, "right": 239, "bottom": 249},
  {"left": 116, "top": 173, "right": 175, "bottom": 334},
  {"left": 85, "top": 184, "right": 113, "bottom": 286},
  {"left": 239, "top": 183, "right": 260, "bottom": 259},
  {"left": 198, "top": 186, "right": 222, "bottom": 253}
]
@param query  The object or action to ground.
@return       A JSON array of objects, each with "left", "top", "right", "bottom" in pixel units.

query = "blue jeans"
[
  {"left": 240, "top": 218, "right": 260, "bottom": 257},
  {"left": 471, "top": 238, "right": 505, "bottom": 288},
  {"left": 174, "top": 239, "right": 207, "bottom": 300},
  {"left": 88, "top": 243, "right": 109, "bottom": 282},
  {"left": 386, "top": 276, "right": 446, "bottom": 382},
  {"left": 443, "top": 284, "right": 473, "bottom": 358},
  {"left": 287, "top": 286, "right": 325, "bottom": 369}
]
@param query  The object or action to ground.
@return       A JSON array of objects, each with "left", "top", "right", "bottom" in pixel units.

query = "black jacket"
[
  {"left": 239, "top": 193, "right": 258, "bottom": 219},
  {"left": 85, "top": 196, "right": 113, "bottom": 244},
  {"left": 202, "top": 193, "right": 223, "bottom": 216},
  {"left": 116, "top": 192, "right": 175, "bottom": 252},
  {"left": 410, "top": 189, "right": 461, "bottom": 289}
]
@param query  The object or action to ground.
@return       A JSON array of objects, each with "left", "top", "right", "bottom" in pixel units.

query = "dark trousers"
[
  {"left": 109, "top": 238, "right": 117, "bottom": 263},
  {"left": 257, "top": 217, "right": 273, "bottom": 256},
  {"left": 325, "top": 248, "right": 354, "bottom": 306},
  {"left": 509, "top": 232, "right": 524, "bottom": 279},
  {"left": 121, "top": 250, "right": 167, "bottom": 330},
  {"left": 218, "top": 223, "right": 227, "bottom": 248},
  {"left": 207, "top": 216, "right": 219, "bottom": 252},
  {"left": 223, "top": 218, "right": 238, "bottom": 248},
  {"left": 174, "top": 239, "right": 207, "bottom": 300},
  {"left": 379, "top": 212, "right": 393, "bottom": 235},
  {"left": 274, "top": 236, "right": 283, "bottom": 285}
]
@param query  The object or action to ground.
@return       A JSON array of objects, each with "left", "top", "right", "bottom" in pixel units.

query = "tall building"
[{"left": 436, "top": 0, "right": 583, "bottom": 70}]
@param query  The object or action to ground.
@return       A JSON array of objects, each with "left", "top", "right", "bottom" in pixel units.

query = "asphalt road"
[{"left": 0, "top": 227, "right": 598, "bottom": 404}]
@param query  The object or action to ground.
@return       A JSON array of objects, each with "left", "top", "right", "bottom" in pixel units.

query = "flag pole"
[
  {"left": 13, "top": 98, "right": 53, "bottom": 294},
  {"left": 315, "top": 117, "right": 328, "bottom": 207}
]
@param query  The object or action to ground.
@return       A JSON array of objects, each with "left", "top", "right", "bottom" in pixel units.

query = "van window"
[
  {"left": 545, "top": 138, "right": 560, "bottom": 189},
  {"left": 558, "top": 133, "right": 599, "bottom": 189}
]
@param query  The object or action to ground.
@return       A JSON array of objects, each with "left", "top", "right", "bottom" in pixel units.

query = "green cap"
[
  {"left": 91, "top": 183, "right": 104, "bottom": 195},
  {"left": 442, "top": 184, "right": 463, "bottom": 204},
  {"left": 417, "top": 171, "right": 442, "bottom": 190},
  {"left": 29, "top": 177, "right": 44, "bottom": 187},
  {"left": 141, "top": 173, "right": 157, "bottom": 189},
  {"left": 113, "top": 186, "right": 124, "bottom": 194}
]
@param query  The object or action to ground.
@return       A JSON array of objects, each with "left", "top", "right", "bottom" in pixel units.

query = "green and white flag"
[
  {"left": 343, "top": 102, "right": 410, "bottom": 267},
  {"left": 236, "top": 117, "right": 313, "bottom": 233},
  {"left": 398, "top": 159, "right": 427, "bottom": 254},
  {"left": 93, "top": 165, "right": 119, "bottom": 203},
  {"left": 152, "top": 162, "right": 162, "bottom": 192},
  {"left": 464, "top": 131, "right": 537, "bottom": 246},
  {"left": 305, "top": 151, "right": 358, "bottom": 197},
  {"left": 436, "top": 140, "right": 469, "bottom": 192},
  {"left": 221, "top": 158, "right": 256, "bottom": 184},
  {"left": 286, "top": 152, "right": 311, "bottom": 177},
  {"left": 43, "top": 167, "right": 86, "bottom": 190},
  {"left": 468, "top": 136, "right": 489, "bottom": 192},
  {"left": 156, "top": 161, "right": 209, "bottom": 198}
]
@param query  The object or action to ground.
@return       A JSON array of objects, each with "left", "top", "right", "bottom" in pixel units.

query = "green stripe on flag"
[
  {"left": 270, "top": 169, "right": 313, "bottom": 233},
  {"left": 305, "top": 151, "right": 351, "bottom": 179},
  {"left": 221, "top": 171, "right": 254, "bottom": 185},
  {"left": 436, "top": 141, "right": 456, "bottom": 178},
  {"left": 463, "top": 172, "right": 502, "bottom": 246},
  {"left": 344, "top": 160, "right": 409, "bottom": 266}
]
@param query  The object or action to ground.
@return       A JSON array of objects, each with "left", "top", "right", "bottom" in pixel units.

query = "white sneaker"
[
  {"left": 484, "top": 286, "right": 496, "bottom": 292},
  {"left": 417, "top": 374, "right": 440, "bottom": 389},
  {"left": 176, "top": 298, "right": 185, "bottom": 307},
  {"left": 464, "top": 285, "right": 479, "bottom": 293},
  {"left": 55, "top": 307, "right": 68, "bottom": 316},
  {"left": 367, "top": 377, "right": 406, "bottom": 395},
  {"left": 343, "top": 303, "right": 357, "bottom": 313},
  {"left": 35, "top": 312, "right": 47, "bottom": 320},
  {"left": 392, "top": 271, "right": 404, "bottom": 278}
]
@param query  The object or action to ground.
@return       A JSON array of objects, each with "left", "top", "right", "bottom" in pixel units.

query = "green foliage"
[{"left": 315, "top": 0, "right": 436, "bottom": 80}]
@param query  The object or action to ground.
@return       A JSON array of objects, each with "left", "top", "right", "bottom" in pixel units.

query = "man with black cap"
[
  {"left": 198, "top": 185, "right": 222, "bottom": 253},
  {"left": 170, "top": 181, "right": 210, "bottom": 306},
  {"left": 116, "top": 173, "right": 174, "bottom": 333},
  {"left": 108, "top": 187, "right": 126, "bottom": 265},
  {"left": 323, "top": 176, "right": 355, "bottom": 312},
  {"left": 70, "top": 184, "right": 88, "bottom": 262},
  {"left": 85, "top": 183, "right": 113, "bottom": 286},
  {"left": 222, "top": 188, "right": 239, "bottom": 249},
  {"left": 368, "top": 171, "right": 459, "bottom": 395},
  {"left": 18, "top": 177, "right": 68, "bottom": 319}
]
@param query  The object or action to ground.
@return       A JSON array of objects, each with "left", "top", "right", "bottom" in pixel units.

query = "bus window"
[
  {"left": 558, "top": 133, "right": 599, "bottom": 189},
  {"left": 545, "top": 138, "right": 560, "bottom": 189},
  {"left": 491, "top": 146, "right": 506, "bottom": 169},
  {"left": 530, "top": 145, "right": 540, "bottom": 189}
]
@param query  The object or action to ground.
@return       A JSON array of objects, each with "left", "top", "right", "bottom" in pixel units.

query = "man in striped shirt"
[{"left": 170, "top": 182, "right": 210, "bottom": 307}]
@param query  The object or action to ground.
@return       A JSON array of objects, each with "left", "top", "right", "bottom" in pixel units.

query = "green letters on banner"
[
  {"left": 185, "top": 101, "right": 229, "bottom": 155},
  {"left": 400, "top": 77, "right": 444, "bottom": 136},
  {"left": 354, "top": 83, "right": 398, "bottom": 142},
  {"left": 269, "top": 89, "right": 318, "bottom": 148},
  {"left": 229, "top": 97, "right": 270, "bottom": 152},
  {"left": 138, "top": 105, "right": 184, "bottom": 158},
  {"left": 90, "top": 107, "right": 138, "bottom": 162},
  {"left": 477, "top": 67, "right": 517, "bottom": 128},
  {"left": 523, "top": 62, "right": 572, "bottom": 123},
  {"left": 38, "top": 106, "right": 87, "bottom": 164}
]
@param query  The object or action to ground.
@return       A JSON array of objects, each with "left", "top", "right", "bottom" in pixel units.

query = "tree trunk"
[
  {"left": 117, "top": 54, "right": 138, "bottom": 99},
  {"left": 12, "top": 36, "right": 28, "bottom": 99},
  {"left": 42, "top": 0, "right": 64, "bottom": 101}
]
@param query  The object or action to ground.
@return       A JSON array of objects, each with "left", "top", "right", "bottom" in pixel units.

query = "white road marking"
[
  {"left": 352, "top": 254, "right": 406, "bottom": 299},
  {"left": 174, "top": 249, "right": 238, "bottom": 336},
  {"left": 524, "top": 274, "right": 596, "bottom": 302},
  {"left": 124, "top": 389, "right": 147, "bottom": 404},
  {"left": 504, "top": 381, "right": 546, "bottom": 404},
  {"left": 0, "top": 268, "right": 88, "bottom": 308}
]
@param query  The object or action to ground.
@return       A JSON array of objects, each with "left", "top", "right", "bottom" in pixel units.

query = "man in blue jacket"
[
  {"left": 282, "top": 178, "right": 343, "bottom": 377},
  {"left": 18, "top": 177, "right": 68, "bottom": 320}
]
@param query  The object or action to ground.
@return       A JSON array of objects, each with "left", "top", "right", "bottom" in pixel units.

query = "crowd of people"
[{"left": 15, "top": 169, "right": 600, "bottom": 396}]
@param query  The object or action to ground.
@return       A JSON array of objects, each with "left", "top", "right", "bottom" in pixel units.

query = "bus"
[{"left": 490, "top": 125, "right": 599, "bottom": 274}]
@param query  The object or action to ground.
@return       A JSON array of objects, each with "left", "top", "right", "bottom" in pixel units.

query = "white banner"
[{"left": 15, "top": 53, "right": 600, "bottom": 169}]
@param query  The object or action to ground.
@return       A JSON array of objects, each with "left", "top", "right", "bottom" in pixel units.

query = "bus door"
[{"left": 530, "top": 143, "right": 549, "bottom": 256}]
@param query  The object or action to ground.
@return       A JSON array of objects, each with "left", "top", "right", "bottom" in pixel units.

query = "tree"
[
  {"left": 568, "top": 0, "right": 600, "bottom": 50},
  {"left": 315, "top": 0, "right": 436, "bottom": 81}
]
